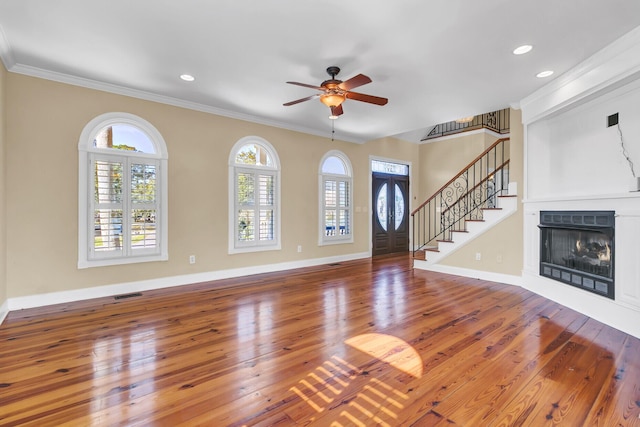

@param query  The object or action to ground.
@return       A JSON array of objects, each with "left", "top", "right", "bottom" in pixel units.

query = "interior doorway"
[{"left": 372, "top": 160, "right": 409, "bottom": 256}]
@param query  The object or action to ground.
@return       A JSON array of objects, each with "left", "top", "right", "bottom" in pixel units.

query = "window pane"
[
  {"left": 325, "top": 180, "right": 336, "bottom": 208},
  {"left": 131, "top": 210, "right": 157, "bottom": 249},
  {"left": 94, "top": 209, "right": 123, "bottom": 252},
  {"left": 94, "top": 124, "right": 156, "bottom": 153},
  {"left": 325, "top": 210, "right": 336, "bottom": 236},
  {"left": 131, "top": 164, "right": 156, "bottom": 203},
  {"left": 376, "top": 183, "right": 388, "bottom": 231},
  {"left": 237, "top": 173, "right": 255, "bottom": 205},
  {"left": 235, "top": 144, "right": 273, "bottom": 166},
  {"left": 95, "top": 160, "right": 123, "bottom": 204},
  {"left": 259, "top": 209, "right": 274, "bottom": 240},
  {"left": 372, "top": 160, "right": 409, "bottom": 176},
  {"left": 259, "top": 175, "right": 274, "bottom": 206},
  {"left": 338, "top": 181, "right": 349, "bottom": 208},
  {"left": 395, "top": 184, "right": 405, "bottom": 230},
  {"left": 238, "top": 209, "right": 254, "bottom": 241},
  {"left": 322, "top": 156, "right": 347, "bottom": 175},
  {"left": 339, "top": 209, "right": 350, "bottom": 235}
]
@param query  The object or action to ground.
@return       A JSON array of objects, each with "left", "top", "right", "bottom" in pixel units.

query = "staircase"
[{"left": 412, "top": 137, "right": 516, "bottom": 267}]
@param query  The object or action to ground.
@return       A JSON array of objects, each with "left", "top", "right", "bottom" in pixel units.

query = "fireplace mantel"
[
  {"left": 523, "top": 191, "right": 640, "bottom": 204},
  {"left": 523, "top": 196, "right": 640, "bottom": 339},
  {"left": 520, "top": 26, "right": 640, "bottom": 339}
]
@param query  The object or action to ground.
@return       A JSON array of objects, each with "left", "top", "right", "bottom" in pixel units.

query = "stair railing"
[{"left": 411, "top": 137, "right": 510, "bottom": 256}]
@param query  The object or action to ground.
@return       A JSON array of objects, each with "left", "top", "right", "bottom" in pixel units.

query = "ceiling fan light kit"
[
  {"left": 284, "top": 66, "right": 388, "bottom": 118},
  {"left": 320, "top": 93, "right": 346, "bottom": 107}
]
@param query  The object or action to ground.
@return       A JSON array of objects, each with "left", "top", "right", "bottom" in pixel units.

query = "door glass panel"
[
  {"left": 376, "top": 183, "right": 388, "bottom": 231},
  {"left": 394, "top": 184, "right": 405, "bottom": 230}
]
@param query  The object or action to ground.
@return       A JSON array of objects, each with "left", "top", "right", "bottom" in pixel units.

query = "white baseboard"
[
  {"left": 415, "top": 262, "right": 523, "bottom": 287},
  {"left": 0, "top": 299, "right": 9, "bottom": 325},
  {"left": 7, "top": 252, "right": 370, "bottom": 312}
]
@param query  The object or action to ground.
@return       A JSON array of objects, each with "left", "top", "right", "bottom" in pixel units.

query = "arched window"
[
  {"left": 78, "top": 113, "right": 168, "bottom": 268},
  {"left": 229, "top": 137, "right": 281, "bottom": 253},
  {"left": 319, "top": 151, "right": 353, "bottom": 245}
]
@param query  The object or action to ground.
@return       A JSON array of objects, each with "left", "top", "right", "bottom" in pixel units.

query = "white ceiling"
[{"left": 1, "top": 1, "right": 640, "bottom": 143}]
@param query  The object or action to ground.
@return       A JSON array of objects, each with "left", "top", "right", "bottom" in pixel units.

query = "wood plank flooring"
[{"left": 1, "top": 254, "right": 639, "bottom": 426}]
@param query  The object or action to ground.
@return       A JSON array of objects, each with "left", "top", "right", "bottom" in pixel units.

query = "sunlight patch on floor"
[
  {"left": 288, "top": 333, "right": 420, "bottom": 424},
  {"left": 345, "top": 333, "right": 423, "bottom": 378}
]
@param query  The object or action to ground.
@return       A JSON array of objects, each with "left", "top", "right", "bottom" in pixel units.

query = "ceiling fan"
[{"left": 283, "top": 66, "right": 388, "bottom": 119}]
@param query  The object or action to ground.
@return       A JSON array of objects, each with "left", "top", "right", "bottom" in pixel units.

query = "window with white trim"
[
  {"left": 229, "top": 137, "right": 281, "bottom": 253},
  {"left": 319, "top": 151, "right": 353, "bottom": 245},
  {"left": 78, "top": 113, "right": 168, "bottom": 268}
]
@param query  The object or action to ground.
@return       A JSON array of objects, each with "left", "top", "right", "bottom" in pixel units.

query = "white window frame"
[
  {"left": 319, "top": 150, "right": 353, "bottom": 245},
  {"left": 78, "top": 112, "right": 168, "bottom": 268},
  {"left": 228, "top": 136, "right": 281, "bottom": 254}
]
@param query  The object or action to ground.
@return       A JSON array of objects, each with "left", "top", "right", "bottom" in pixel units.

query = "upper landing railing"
[{"left": 422, "top": 108, "right": 510, "bottom": 141}]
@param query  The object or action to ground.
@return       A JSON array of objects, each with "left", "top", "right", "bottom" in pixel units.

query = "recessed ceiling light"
[
  {"left": 513, "top": 45, "right": 533, "bottom": 55},
  {"left": 180, "top": 74, "right": 195, "bottom": 82},
  {"left": 536, "top": 70, "right": 554, "bottom": 78}
]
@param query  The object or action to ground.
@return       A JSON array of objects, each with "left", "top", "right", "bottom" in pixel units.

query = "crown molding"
[
  {"left": 520, "top": 25, "right": 640, "bottom": 124},
  {"left": 7, "top": 62, "right": 366, "bottom": 144},
  {"left": 0, "top": 25, "right": 15, "bottom": 70}
]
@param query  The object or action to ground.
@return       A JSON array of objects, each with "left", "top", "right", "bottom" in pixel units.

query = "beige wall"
[
  {"left": 0, "top": 63, "right": 6, "bottom": 307},
  {"left": 417, "top": 131, "right": 493, "bottom": 202},
  {"left": 439, "top": 108, "right": 524, "bottom": 276},
  {"left": 5, "top": 73, "right": 419, "bottom": 299}
]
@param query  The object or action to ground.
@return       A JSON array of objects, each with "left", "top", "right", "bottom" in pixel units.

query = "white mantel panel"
[
  {"left": 616, "top": 212, "right": 640, "bottom": 308},
  {"left": 522, "top": 210, "right": 539, "bottom": 274},
  {"left": 526, "top": 79, "right": 640, "bottom": 201}
]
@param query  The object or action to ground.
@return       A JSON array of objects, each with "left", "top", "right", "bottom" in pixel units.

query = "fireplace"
[{"left": 539, "top": 210, "right": 615, "bottom": 299}]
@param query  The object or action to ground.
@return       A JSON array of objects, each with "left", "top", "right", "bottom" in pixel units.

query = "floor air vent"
[{"left": 114, "top": 292, "right": 142, "bottom": 300}]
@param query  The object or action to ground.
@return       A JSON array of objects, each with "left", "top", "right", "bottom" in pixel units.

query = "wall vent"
[{"left": 114, "top": 292, "right": 142, "bottom": 300}]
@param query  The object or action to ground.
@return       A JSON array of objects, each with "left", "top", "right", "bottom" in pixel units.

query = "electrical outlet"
[
  {"left": 497, "top": 254, "right": 503, "bottom": 263},
  {"left": 297, "top": 245, "right": 302, "bottom": 253},
  {"left": 189, "top": 255, "right": 196, "bottom": 264},
  {"left": 475, "top": 252, "right": 481, "bottom": 261}
]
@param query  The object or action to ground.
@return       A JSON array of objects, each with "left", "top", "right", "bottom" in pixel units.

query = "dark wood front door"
[{"left": 372, "top": 172, "right": 409, "bottom": 256}]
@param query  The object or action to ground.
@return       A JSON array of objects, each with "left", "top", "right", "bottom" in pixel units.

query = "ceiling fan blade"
[
  {"left": 286, "top": 81, "right": 325, "bottom": 91},
  {"left": 283, "top": 94, "right": 320, "bottom": 106},
  {"left": 338, "top": 74, "right": 372, "bottom": 91},
  {"left": 345, "top": 91, "right": 388, "bottom": 106},
  {"left": 330, "top": 104, "right": 344, "bottom": 117}
]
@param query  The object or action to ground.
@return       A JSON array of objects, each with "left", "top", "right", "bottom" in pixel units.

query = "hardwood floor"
[{"left": 1, "top": 254, "right": 639, "bottom": 426}]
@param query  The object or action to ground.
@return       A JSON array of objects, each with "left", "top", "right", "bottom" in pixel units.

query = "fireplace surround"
[{"left": 539, "top": 210, "right": 615, "bottom": 299}]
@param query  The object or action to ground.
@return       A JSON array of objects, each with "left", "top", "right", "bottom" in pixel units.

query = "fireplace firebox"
[{"left": 539, "top": 210, "right": 615, "bottom": 299}]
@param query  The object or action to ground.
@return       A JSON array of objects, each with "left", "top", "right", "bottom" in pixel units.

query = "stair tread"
[{"left": 412, "top": 250, "right": 427, "bottom": 261}]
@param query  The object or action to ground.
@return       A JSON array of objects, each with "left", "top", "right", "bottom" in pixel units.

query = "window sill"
[
  {"left": 78, "top": 254, "right": 168, "bottom": 269},
  {"left": 228, "top": 243, "right": 282, "bottom": 255},
  {"left": 319, "top": 237, "right": 354, "bottom": 246}
]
